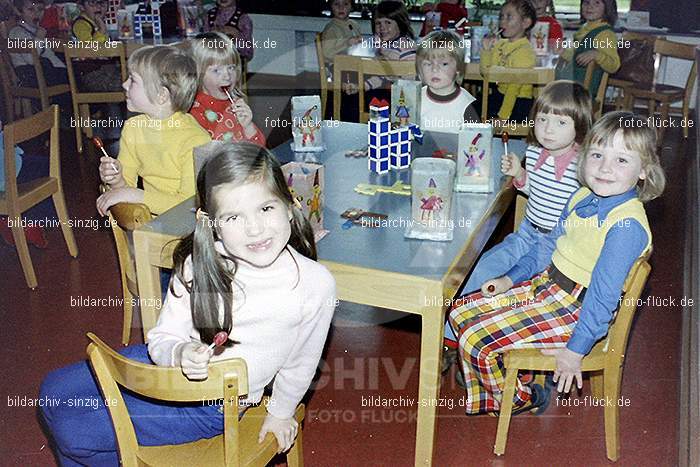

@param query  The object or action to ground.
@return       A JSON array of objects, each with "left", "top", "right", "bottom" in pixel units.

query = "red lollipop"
[
  {"left": 501, "top": 132, "right": 509, "bottom": 155},
  {"left": 94, "top": 137, "right": 117, "bottom": 172},
  {"left": 207, "top": 331, "right": 229, "bottom": 351}
]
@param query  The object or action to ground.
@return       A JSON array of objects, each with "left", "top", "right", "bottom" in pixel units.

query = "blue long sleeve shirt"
[{"left": 506, "top": 188, "right": 649, "bottom": 355}]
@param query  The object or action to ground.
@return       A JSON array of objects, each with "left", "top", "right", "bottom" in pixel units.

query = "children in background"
[
  {"left": 420, "top": 0, "right": 469, "bottom": 36},
  {"left": 442, "top": 80, "right": 592, "bottom": 365},
  {"left": 40, "top": 143, "right": 337, "bottom": 464},
  {"left": 206, "top": 0, "right": 255, "bottom": 61},
  {"left": 479, "top": 0, "right": 537, "bottom": 123},
  {"left": 556, "top": 0, "right": 620, "bottom": 97},
  {"left": 448, "top": 111, "right": 665, "bottom": 414},
  {"left": 71, "top": 0, "right": 108, "bottom": 43},
  {"left": 530, "top": 0, "right": 564, "bottom": 50},
  {"left": 343, "top": 2, "right": 416, "bottom": 100},
  {"left": 96, "top": 45, "right": 211, "bottom": 216},
  {"left": 39, "top": 0, "right": 64, "bottom": 39},
  {"left": 9, "top": 0, "right": 68, "bottom": 88},
  {"left": 189, "top": 32, "right": 265, "bottom": 145},
  {"left": 321, "top": 0, "right": 361, "bottom": 68},
  {"left": 416, "top": 30, "right": 479, "bottom": 132}
]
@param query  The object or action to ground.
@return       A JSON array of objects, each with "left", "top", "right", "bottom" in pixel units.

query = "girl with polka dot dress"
[{"left": 189, "top": 32, "right": 266, "bottom": 146}]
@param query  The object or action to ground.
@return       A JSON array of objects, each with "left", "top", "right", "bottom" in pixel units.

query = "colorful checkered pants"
[{"left": 447, "top": 269, "right": 585, "bottom": 414}]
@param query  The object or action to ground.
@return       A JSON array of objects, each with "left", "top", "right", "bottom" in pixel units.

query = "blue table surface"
[{"left": 146, "top": 122, "right": 527, "bottom": 281}]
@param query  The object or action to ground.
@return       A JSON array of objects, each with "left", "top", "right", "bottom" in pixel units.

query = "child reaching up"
[
  {"left": 40, "top": 143, "right": 337, "bottom": 464},
  {"left": 189, "top": 32, "right": 266, "bottom": 146},
  {"left": 442, "top": 80, "right": 591, "bottom": 364},
  {"left": 96, "top": 45, "right": 211, "bottom": 216},
  {"left": 448, "top": 111, "right": 665, "bottom": 414},
  {"left": 556, "top": 0, "right": 620, "bottom": 97},
  {"left": 416, "top": 30, "right": 479, "bottom": 132},
  {"left": 479, "top": 0, "right": 537, "bottom": 123}
]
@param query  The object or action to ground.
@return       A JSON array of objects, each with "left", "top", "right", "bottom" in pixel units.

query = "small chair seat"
[
  {"left": 137, "top": 402, "right": 305, "bottom": 467},
  {"left": 626, "top": 83, "right": 685, "bottom": 101}
]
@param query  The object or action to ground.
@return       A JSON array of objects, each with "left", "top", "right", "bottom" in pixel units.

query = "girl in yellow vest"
[{"left": 448, "top": 111, "right": 665, "bottom": 415}]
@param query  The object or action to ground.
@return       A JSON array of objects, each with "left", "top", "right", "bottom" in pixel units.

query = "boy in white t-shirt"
[{"left": 416, "top": 30, "right": 479, "bottom": 132}]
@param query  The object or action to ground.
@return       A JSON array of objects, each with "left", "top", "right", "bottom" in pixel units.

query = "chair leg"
[
  {"left": 80, "top": 104, "right": 93, "bottom": 138},
  {"left": 590, "top": 371, "right": 604, "bottom": 399},
  {"left": 9, "top": 215, "right": 37, "bottom": 289},
  {"left": 121, "top": 290, "right": 133, "bottom": 346},
  {"left": 603, "top": 365, "right": 622, "bottom": 462},
  {"left": 52, "top": 191, "right": 79, "bottom": 257},
  {"left": 493, "top": 366, "right": 519, "bottom": 455},
  {"left": 657, "top": 103, "right": 669, "bottom": 146},
  {"left": 73, "top": 106, "right": 83, "bottom": 153},
  {"left": 682, "top": 103, "right": 690, "bottom": 139},
  {"left": 287, "top": 424, "right": 304, "bottom": 467}
]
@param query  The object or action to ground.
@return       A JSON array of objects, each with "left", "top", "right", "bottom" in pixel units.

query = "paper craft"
[
  {"left": 134, "top": 1, "right": 162, "bottom": 38},
  {"left": 291, "top": 95, "right": 324, "bottom": 152},
  {"left": 391, "top": 80, "right": 421, "bottom": 128},
  {"left": 531, "top": 21, "right": 550, "bottom": 55},
  {"left": 354, "top": 181, "right": 411, "bottom": 196},
  {"left": 469, "top": 26, "right": 490, "bottom": 62},
  {"left": 455, "top": 123, "right": 494, "bottom": 193},
  {"left": 118, "top": 10, "right": 134, "bottom": 39},
  {"left": 405, "top": 158, "right": 456, "bottom": 241},
  {"left": 281, "top": 162, "right": 328, "bottom": 241},
  {"left": 368, "top": 98, "right": 422, "bottom": 173}
]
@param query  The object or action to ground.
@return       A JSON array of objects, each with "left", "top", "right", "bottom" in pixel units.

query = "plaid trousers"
[{"left": 447, "top": 269, "right": 585, "bottom": 414}]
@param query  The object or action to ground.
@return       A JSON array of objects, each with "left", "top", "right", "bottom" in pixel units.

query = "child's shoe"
[
  {"left": 441, "top": 346, "right": 458, "bottom": 374},
  {"left": 511, "top": 383, "right": 552, "bottom": 416},
  {"left": 25, "top": 225, "right": 48, "bottom": 248}
]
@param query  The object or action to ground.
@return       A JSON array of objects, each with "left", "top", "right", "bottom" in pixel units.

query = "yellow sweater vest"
[{"left": 551, "top": 188, "right": 652, "bottom": 287}]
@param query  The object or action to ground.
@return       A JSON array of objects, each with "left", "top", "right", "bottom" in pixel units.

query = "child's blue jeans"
[
  {"left": 444, "top": 219, "right": 549, "bottom": 342},
  {"left": 39, "top": 345, "right": 224, "bottom": 466}
]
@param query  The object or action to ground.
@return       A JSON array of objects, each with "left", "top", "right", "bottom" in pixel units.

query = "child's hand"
[
  {"left": 348, "top": 36, "right": 362, "bottom": 46},
  {"left": 258, "top": 412, "right": 299, "bottom": 453},
  {"left": 540, "top": 347, "right": 584, "bottom": 393},
  {"left": 482, "top": 36, "right": 497, "bottom": 51},
  {"left": 481, "top": 276, "right": 513, "bottom": 297},
  {"left": 232, "top": 98, "right": 255, "bottom": 136},
  {"left": 501, "top": 152, "right": 522, "bottom": 178},
  {"left": 96, "top": 187, "right": 144, "bottom": 216},
  {"left": 575, "top": 50, "right": 598, "bottom": 66},
  {"left": 99, "top": 156, "right": 124, "bottom": 187},
  {"left": 342, "top": 82, "right": 359, "bottom": 95},
  {"left": 178, "top": 341, "right": 213, "bottom": 381}
]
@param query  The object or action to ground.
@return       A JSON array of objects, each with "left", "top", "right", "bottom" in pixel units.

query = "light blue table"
[{"left": 133, "top": 122, "right": 526, "bottom": 466}]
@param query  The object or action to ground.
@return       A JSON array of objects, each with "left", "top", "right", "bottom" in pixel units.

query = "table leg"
[
  {"left": 133, "top": 230, "right": 162, "bottom": 341},
  {"left": 414, "top": 301, "right": 445, "bottom": 466},
  {"left": 333, "top": 65, "right": 342, "bottom": 121}
]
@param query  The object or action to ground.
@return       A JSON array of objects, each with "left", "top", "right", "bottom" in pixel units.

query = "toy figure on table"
[
  {"left": 297, "top": 106, "right": 321, "bottom": 146},
  {"left": 307, "top": 171, "right": 322, "bottom": 223},
  {"left": 420, "top": 178, "right": 443, "bottom": 222},
  {"left": 464, "top": 133, "right": 486, "bottom": 176},
  {"left": 456, "top": 124, "right": 493, "bottom": 192}
]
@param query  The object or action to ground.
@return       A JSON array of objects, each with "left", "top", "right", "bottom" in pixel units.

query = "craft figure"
[
  {"left": 297, "top": 105, "right": 321, "bottom": 146},
  {"left": 394, "top": 89, "right": 410, "bottom": 127},
  {"left": 465, "top": 133, "right": 485, "bottom": 176},
  {"left": 307, "top": 171, "right": 322, "bottom": 222},
  {"left": 420, "top": 178, "right": 443, "bottom": 222}
]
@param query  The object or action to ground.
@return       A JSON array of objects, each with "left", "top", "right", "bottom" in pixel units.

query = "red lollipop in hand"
[
  {"left": 207, "top": 331, "right": 229, "bottom": 351},
  {"left": 501, "top": 132, "right": 509, "bottom": 155},
  {"left": 94, "top": 137, "right": 117, "bottom": 172}
]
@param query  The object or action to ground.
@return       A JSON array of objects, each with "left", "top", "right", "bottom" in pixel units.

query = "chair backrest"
[
  {"left": 358, "top": 57, "right": 416, "bottom": 123},
  {"left": 601, "top": 255, "right": 651, "bottom": 359},
  {"left": 315, "top": 33, "right": 328, "bottom": 117},
  {"left": 3, "top": 105, "right": 59, "bottom": 203},
  {"left": 63, "top": 42, "right": 127, "bottom": 104},
  {"left": 480, "top": 66, "right": 553, "bottom": 134},
  {"left": 86, "top": 332, "right": 249, "bottom": 467},
  {"left": 512, "top": 192, "right": 528, "bottom": 231},
  {"left": 583, "top": 61, "right": 609, "bottom": 120},
  {"left": 108, "top": 202, "right": 152, "bottom": 295},
  {"left": 651, "top": 38, "right": 697, "bottom": 103}
]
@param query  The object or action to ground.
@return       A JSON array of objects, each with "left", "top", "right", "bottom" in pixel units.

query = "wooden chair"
[
  {"left": 0, "top": 19, "right": 70, "bottom": 122},
  {"left": 0, "top": 105, "right": 78, "bottom": 288},
  {"left": 64, "top": 42, "right": 127, "bottom": 153},
  {"left": 108, "top": 202, "right": 152, "bottom": 345},
  {"left": 623, "top": 38, "right": 697, "bottom": 141},
  {"left": 86, "top": 332, "right": 306, "bottom": 467},
  {"left": 606, "top": 32, "right": 658, "bottom": 112},
  {"left": 314, "top": 33, "right": 329, "bottom": 118},
  {"left": 494, "top": 256, "right": 652, "bottom": 462},
  {"left": 357, "top": 58, "right": 416, "bottom": 123},
  {"left": 583, "top": 61, "right": 609, "bottom": 121},
  {"left": 480, "top": 66, "right": 554, "bottom": 136}
]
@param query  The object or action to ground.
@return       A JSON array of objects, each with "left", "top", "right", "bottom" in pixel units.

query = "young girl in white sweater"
[{"left": 40, "top": 143, "right": 336, "bottom": 464}]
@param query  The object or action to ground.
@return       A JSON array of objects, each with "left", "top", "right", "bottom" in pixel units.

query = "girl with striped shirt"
[{"left": 442, "top": 81, "right": 592, "bottom": 370}]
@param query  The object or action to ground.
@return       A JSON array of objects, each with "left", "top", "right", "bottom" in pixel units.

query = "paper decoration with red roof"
[
  {"left": 134, "top": 1, "right": 162, "bottom": 38},
  {"left": 368, "top": 98, "right": 423, "bottom": 173}
]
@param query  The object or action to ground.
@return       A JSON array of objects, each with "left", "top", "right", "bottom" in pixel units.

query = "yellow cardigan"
[
  {"left": 560, "top": 20, "right": 620, "bottom": 74},
  {"left": 479, "top": 37, "right": 536, "bottom": 120}
]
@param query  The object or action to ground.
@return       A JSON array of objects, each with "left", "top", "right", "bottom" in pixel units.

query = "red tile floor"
[{"left": 0, "top": 88, "right": 691, "bottom": 465}]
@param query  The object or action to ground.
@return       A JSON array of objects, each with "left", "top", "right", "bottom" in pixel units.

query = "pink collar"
[{"left": 532, "top": 143, "right": 579, "bottom": 181}]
